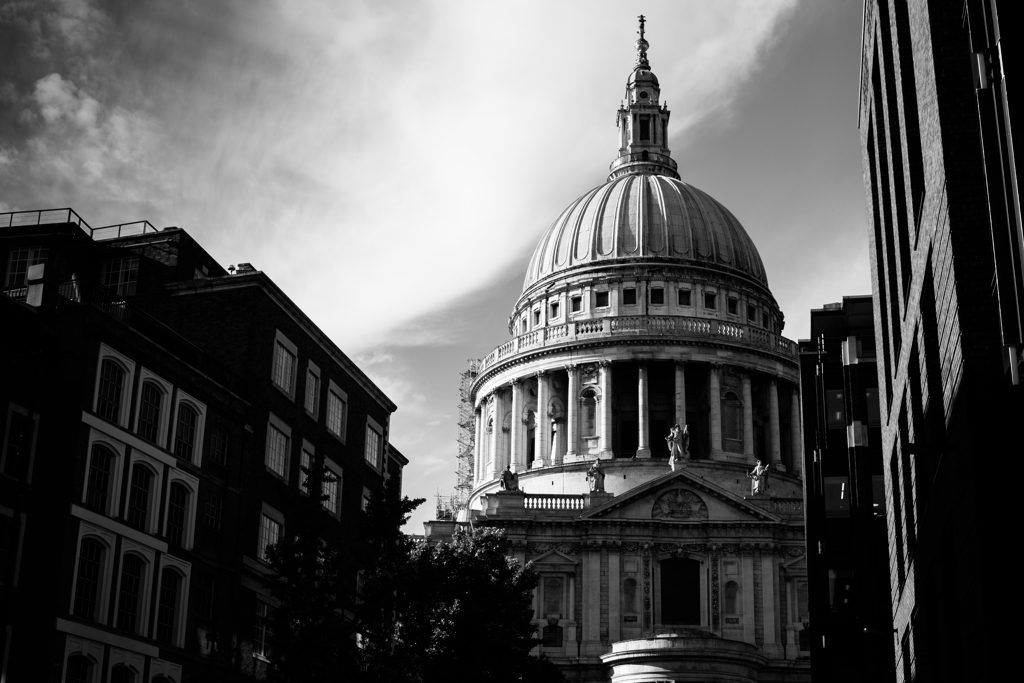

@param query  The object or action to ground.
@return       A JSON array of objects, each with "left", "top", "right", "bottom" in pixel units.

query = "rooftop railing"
[
  {"left": 0, "top": 208, "right": 159, "bottom": 241},
  {"left": 478, "top": 315, "right": 799, "bottom": 373}
]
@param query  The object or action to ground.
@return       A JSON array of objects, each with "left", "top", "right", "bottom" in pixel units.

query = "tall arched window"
[
  {"left": 137, "top": 382, "right": 163, "bottom": 443},
  {"left": 73, "top": 538, "right": 104, "bottom": 620},
  {"left": 96, "top": 359, "right": 126, "bottom": 423},
  {"left": 166, "top": 482, "right": 189, "bottom": 547},
  {"left": 724, "top": 580, "right": 739, "bottom": 615},
  {"left": 65, "top": 654, "right": 94, "bottom": 683},
  {"left": 174, "top": 404, "right": 198, "bottom": 462},
  {"left": 85, "top": 445, "right": 114, "bottom": 514},
  {"left": 660, "top": 557, "right": 701, "bottom": 625},
  {"left": 116, "top": 554, "right": 145, "bottom": 632},
  {"left": 110, "top": 665, "right": 136, "bottom": 683},
  {"left": 580, "top": 388, "right": 597, "bottom": 437},
  {"left": 156, "top": 568, "right": 181, "bottom": 643},
  {"left": 126, "top": 465, "right": 152, "bottom": 531}
]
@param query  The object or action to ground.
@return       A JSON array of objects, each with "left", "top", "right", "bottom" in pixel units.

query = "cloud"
[{"left": 355, "top": 350, "right": 396, "bottom": 366}]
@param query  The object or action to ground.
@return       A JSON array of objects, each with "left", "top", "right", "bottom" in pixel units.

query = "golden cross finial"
[{"left": 638, "top": 14, "right": 646, "bottom": 40}]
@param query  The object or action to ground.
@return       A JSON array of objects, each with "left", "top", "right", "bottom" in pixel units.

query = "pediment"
[
  {"left": 528, "top": 548, "right": 578, "bottom": 573},
  {"left": 782, "top": 552, "right": 807, "bottom": 571},
  {"left": 582, "top": 469, "right": 781, "bottom": 523}
]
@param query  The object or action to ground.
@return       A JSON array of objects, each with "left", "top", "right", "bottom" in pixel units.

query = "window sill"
[
  {"left": 327, "top": 429, "right": 346, "bottom": 445},
  {"left": 271, "top": 382, "right": 295, "bottom": 401}
]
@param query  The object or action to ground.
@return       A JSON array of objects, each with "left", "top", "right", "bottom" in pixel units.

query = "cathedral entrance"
[{"left": 660, "top": 558, "right": 701, "bottom": 625}]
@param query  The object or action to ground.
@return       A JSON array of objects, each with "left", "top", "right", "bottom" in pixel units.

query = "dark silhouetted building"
[
  {"left": 859, "top": 1, "right": 1019, "bottom": 680},
  {"left": 0, "top": 209, "right": 401, "bottom": 682},
  {"left": 799, "top": 296, "right": 894, "bottom": 683}
]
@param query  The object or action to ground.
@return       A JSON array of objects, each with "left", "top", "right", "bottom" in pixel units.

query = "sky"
[{"left": 0, "top": 0, "right": 870, "bottom": 534}]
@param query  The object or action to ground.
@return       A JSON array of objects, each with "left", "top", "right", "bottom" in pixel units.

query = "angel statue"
[{"left": 748, "top": 459, "right": 770, "bottom": 495}]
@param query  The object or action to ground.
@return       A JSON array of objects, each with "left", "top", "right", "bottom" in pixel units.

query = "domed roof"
[{"left": 523, "top": 174, "right": 768, "bottom": 292}]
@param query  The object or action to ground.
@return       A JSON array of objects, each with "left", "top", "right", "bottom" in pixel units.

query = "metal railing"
[
  {"left": 0, "top": 208, "right": 159, "bottom": 241},
  {"left": 479, "top": 315, "right": 799, "bottom": 372}
]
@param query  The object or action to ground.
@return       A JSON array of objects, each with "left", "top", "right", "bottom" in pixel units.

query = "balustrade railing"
[
  {"left": 478, "top": 315, "right": 798, "bottom": 372},
  {"left": 523, "top": 493, "right": 587, "bottom": 511}
]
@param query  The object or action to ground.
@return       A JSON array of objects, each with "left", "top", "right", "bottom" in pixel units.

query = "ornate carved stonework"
[
  {"left": 652, "top": 489, "right": 709, "bottom": 520},
  {"left": 711, "top": 550, "right": 720, "bottom": 630},
  {"left": 642, "top": 549, "right": 651, "bottom": 629}
]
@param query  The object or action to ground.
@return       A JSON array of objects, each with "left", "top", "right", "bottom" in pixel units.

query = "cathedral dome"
[{"left": 523, "top": 174, "right": 769, "bottom": 292}]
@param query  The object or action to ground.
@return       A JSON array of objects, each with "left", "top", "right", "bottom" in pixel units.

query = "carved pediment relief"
[{"left": 652, "top": 489, "right": 708, "bottom": 520}]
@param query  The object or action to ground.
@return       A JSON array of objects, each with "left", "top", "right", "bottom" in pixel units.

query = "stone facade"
[{"left": 433, "top": 21, "right": 811, "bottom": 683}]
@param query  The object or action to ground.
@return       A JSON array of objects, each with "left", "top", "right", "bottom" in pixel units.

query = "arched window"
[
  {"left": 622, "top": 578, "right": 638, "bottom": 613},
  {"left": 126, "top": 465, "right": 152, "bottom": 531},
  {"left": 174, "top": 404, "right": 198, "bottom": 462},
  {"left": 641, "top": 149, "right": 649, "bottom": 161},
  {"left": 724, "top": 580, "right": 739, "bottom": 615},
  {"left": 96, "top": 359, "right": 126, "bottom": 423},
  {"left": 85, "top": 445, "right": 114, "bottom": 514},
  {"left": 580, "top": 388, "right": 597, "bottom": 437},
  {"left": 660, "top": 557, "right": 701, "bottom": 625},
  {"left": 166, "top": 482, "right": 189, "bottom": 547},
  {"left": 116, "top": 554, "right": 145, "bottom": 632},
  {"left": 156, "top": 568, "right": 181, "bottom": 643},
  {"left": 137, "top": 382, "right": 163, "bottom": 444},
  {"left": 73, "top": 538, "right": 104, "bottom": 620},
  {"left": 110, "top": 665, "right": 136, "bottom": 683},
  {"left": 65, "top": 654, "right": 94, "bottom": 683},
  {"left": 209, "top": 424, "right": 229, "bottom": 466}
]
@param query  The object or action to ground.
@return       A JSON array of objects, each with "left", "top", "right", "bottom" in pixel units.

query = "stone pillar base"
[
  {"left": 635, "top": 448, "right": 651, "bottom": 459},
  {"left": 598, "top": 450, "right": 616, "bottom": 460},
  {"left": 564, "top": 451, "right": 579, "bottom": 463},
  {"left": 772, "top": 462, "right": 787, "bottom": 473},
  {"left": 532, "top": 458, "right": 547, "bottom": 469},
  {"left": 584, "top": 492, "right": 614, "bottom": 507}
]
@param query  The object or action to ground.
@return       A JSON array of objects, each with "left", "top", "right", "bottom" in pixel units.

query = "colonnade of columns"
[{"left": 474, "top": 360, "right": 802, "bottom": 485}]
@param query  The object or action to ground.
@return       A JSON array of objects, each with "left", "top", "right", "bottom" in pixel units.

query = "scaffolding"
[{"left": 436, "top": 358, "right": 480, "bottom": 520}]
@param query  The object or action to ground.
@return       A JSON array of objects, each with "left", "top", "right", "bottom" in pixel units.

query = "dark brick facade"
[
  {"left": 859, "top": 2, "right": 1019, "bottom": 680},
  {"left": 0, "top": 213, "right": 401, "bottom": 682}
]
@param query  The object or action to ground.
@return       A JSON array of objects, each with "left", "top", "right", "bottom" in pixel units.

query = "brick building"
[
  {"left": 858, "top": 1, "right": 1019, "bottom": 680},
  {"left": 798, "top": 296, "right": 893, "bottom": 682},
  {"left": 0, "top": 209, "right": 402, "bottom": 682}
]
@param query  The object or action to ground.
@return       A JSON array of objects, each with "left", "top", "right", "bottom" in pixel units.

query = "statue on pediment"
[
  {"left": 586, "top": 459, "right": 606, "bottom": 493},
  {"left": 500, "top": 465, "right": 519, "bottom": 491},
  {"left": 666, "top": 424, "right": 690, "bottom": 470},
  {"left": 748, "top": 460, "right": 770, "bottom": 495}
]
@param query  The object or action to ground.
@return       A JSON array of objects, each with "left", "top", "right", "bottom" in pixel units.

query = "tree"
[{"left": 360, "top": 525, "right": 565, "bottom": 683}]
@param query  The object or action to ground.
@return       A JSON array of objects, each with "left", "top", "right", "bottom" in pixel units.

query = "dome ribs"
[
  {"left": 646, "top": 176, "right": 667, "bottom": 254},
  {"left": 659, "top": 177, "right": 690, "bottom": 257},
  {"left": 575, "top": 183, "right": 610, "bottom": 263},
  {"left": 597, "top": 176, "right": 626, "bottom": 257},
  {"left": 551, "top": 196, "right": 581, "bottom": 270},
  {"left": 618, "top": 175, "right": 639, "bottom": 255}
]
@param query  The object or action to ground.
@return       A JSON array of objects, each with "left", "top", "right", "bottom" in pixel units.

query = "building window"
[
  {"left": 678, "top": 289, "right": 691, "bottom": 306},
  {"left": 533, "top": 309, "right": 540, "bottom": 325},
  {"left": 362, "top": 488, "right": 372, "bottom": 511},
  {"left": 2, "top": 406, "right": 34, "bottom": 481},
  {"left": 165, "top": 483, "right": 188, "bottom": 547},
  {"left": 724, "top": 580, "right": 739, "bottom": 614},
  {"left": 101, "top": 257, "right": 139, "bottom": 297},
  {"left": 126, "top": 465, "right": 153, "bottom": 532},
  {"left": 254, "top": 601, "right": 272, "bottom": 658},
  {"left": 327, "top": 384, "right": 347, "bottom": 440},
  {"left": 155, "top": 568, "right": 181, "bottom": 643},
  {"left": 173, "top": 404, "right": 198, "bottom": 462},
  {"left": 271, "top": 332, "right": 297, "bottom": 396},
  {"left": 299, "top": 449, "right": 312, "bottom": 494},
  {"left": 209, "top": 425, "right": 228, "bottom": 466},
  {"left": 96, "top": 359, "right": 127, "bottom": 424},
  {"left": 323, "top": 463, "right": 341, "bottom": 515},
  {"left": 747, "top": 304, "right": 757, "bottom": 322},
  {"left": 543, "top": 577, "right": 563, "bottom": 617},
  {"left": 595, "top": 291, "right": 609, "bottom": 308},
  {"left": 65, "top": 654, "right": 94, "bottom": 683},
  {"left": 722, "top": 391, "right": 742, "bottom": 447},
  {"left": 364, "top": 424, "right": 382, "bottom": 469},
  {"left": 571, "top": 296, "right": 582, "bottom": 312},
  {"left": 265, "top": 421, "right": 289, "bottom": 479},
  {"left": 116, "top": 554, "right": 145, "bottom": 632},
  {"left": 85, "top": 445, "right": 114, "bottom": 514},
  {"left": 204, "top": 493, "right": 223, "bottom": 531},
  {"left": 137, "top": 382, "right": 164, "bottom": 444},
  {"left": 259, "top": 513, "right": 281, "bottom": 562},
  {"left": 660, "top": 557, "right": 700, "bottom": 625},
  {"left": 110, "top": 666, "right": 134, "bottom": 683},
  {"left": 73, "top": 538, "right": 105, "bottom": 620},
  {"left": 580, "top": 388, "right": 597, "bottom": 437},
  {"left": 639, "top": 116, "right": 650, "bottom": 141},
  {"left": 550, "top": 302, "right": 559, "bottom": 318},
  {"left": 650, "top": 287, "right": 664, "bottom": 305},
  {"left": 304, "top": 365, "right": 320, "bottom": 418},
  {"left": 4, "top": 245, "right": 48, "bottom": 288},
  {"left": 727, "top": 297, "right": 738, "bottom": 315},
  {"left": 826, "top": 390, "right": 845, "bottom": 427},
  {"left": 623, "top": 288, "right": 637, "bottom": 305},
  {"left": 824, "top": 476, "right": 850, "bottom": 517},
  {"left": 196, "top": 573, "right": 215, "bottom": 620},
  {"left": 704, "top": 292, "right": 716, "bottom": 310},
  {"left": 622, "top": 578, "right": 638, "bottom": 613},
  {"left": 542, "top": 623, "right": 564, "bottom": 648}
]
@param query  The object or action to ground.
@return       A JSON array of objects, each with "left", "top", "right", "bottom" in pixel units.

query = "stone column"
[
  {"left": 487, "top": 393, "right": 501, "bottom": 479},
  {"left": 599, "top": 361, "right": 614, "bottom": 459},
  {"left": 742, "top": 372, "right": 755, "bottom": 460},
  {"left": 566, "top": 365, "right": 579, "bottom": 461},
  {"left": 741, "top": 552, "right": 756, "bottom": 645},
  {"left": 609, "top": 545, "right": 622, "bottom": 642},
  {"left": 674, "top": 362, "right": 686, "bottom": 429},
  {"left": 534, "top": 372, "right": 550, "bottom": 468},
  {"left": 510, "top": 379, "right": 523, "bottom": 472},
  {"left": 637, "top": 363, "right": 651, "bottom": 458},
  {"left": 474, "top": 407, "right": 483, "bottom": 483},
  {"left": 769, "top": 378, "right": 782, "bottom": 469},
  {"left": 790, "top": 386, "right": 801, "bottom": 476},
  {"left": 567, "top": 574, "right": 577, "bottom": 645},
  {"left": 709, "top": 364, "right": 723, "bottom": 457}
]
